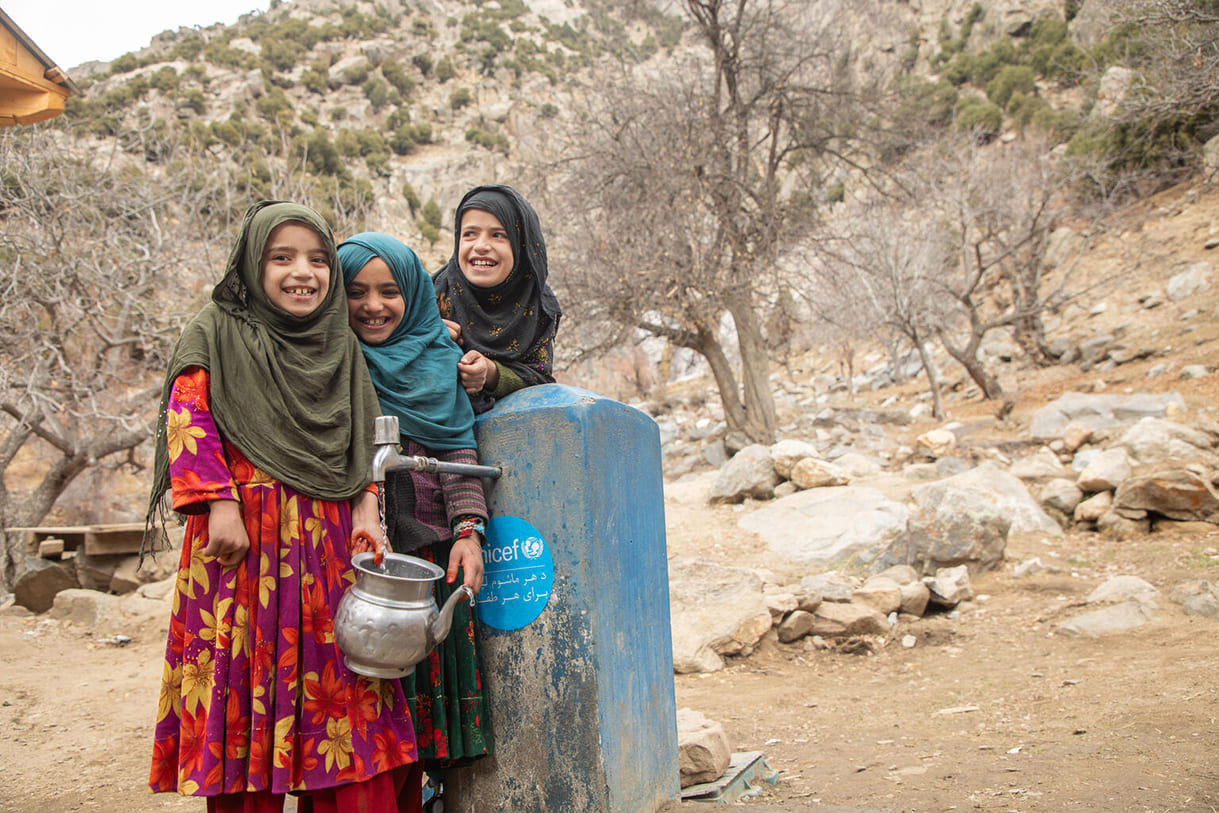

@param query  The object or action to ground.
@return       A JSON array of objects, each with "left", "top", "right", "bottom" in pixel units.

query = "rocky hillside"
[{"left": 58, "top": 0, "right": 1145, "bottom": 269}]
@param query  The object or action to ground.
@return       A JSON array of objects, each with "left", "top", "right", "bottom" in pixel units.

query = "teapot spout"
[{"left": 430, "top": 585, "right": 475, "bottom": 646}]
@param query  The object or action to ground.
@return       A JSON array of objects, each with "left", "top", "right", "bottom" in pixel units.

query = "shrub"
[
  {"left": 179, "top": 89, "right": 207, "bottom": 115},
  {"left": 390, "top": 126, "right": 417, "bottom": 155},
  {"left": 419, "top": 222, "right": 441, "bottom": 247},
  {"left": 954, "top": 96, "right": 1003, "bottom": 140},
  {"left": 450, "top": 87, "right": 473, "bottom": 109},
  {"left": 110, "top": 54, "right": 140, "bottom": 75},
  {"left": 381, "top": 60, "right": 415, "bottom": 98},
  {"left": 295, "top": 128, "right": 348, "bottom": 177},
  {"left": 263, "top": 39, "right": 306, "bottom": 72},
  {"left": 150, "top": 66, "right": 180, "bottom": 93},
  {"left": 363, "top": 78, "right": 390, "bottom": 111},
  {"left": 343, "top": 64, "right": 370, "bottom": 85},
  {"left": 986, "top": 64, "right": 1036, "bottom": 109},
  {"left": 402, "top": 181, "right": 420, "bottom": 214},
  {"left": 540, "top": 102, "right": 559, "bottom": 118},
  {"left": 302, "top": 64, "right": 329, "bottom": 94},
  {"left": 897, "top": 76, "right": 959, "bottom": 127},
  {"left": 255, "top": 87, "right": 293, "bottom": 122},
  {"left": 435, "top": 56, "right": 456, "bottom": 82},
  {"left": 465, "top": 128, "right": 509, "bottom": 154},
  {"left": 413, "top": 53, "right": 433, "bottom": 75},
  {"left": 421, "top": 198, "right": 443, "bottom": 230},
  {"left": 171, "top": 36, "right": 205, "bottom": 61}
]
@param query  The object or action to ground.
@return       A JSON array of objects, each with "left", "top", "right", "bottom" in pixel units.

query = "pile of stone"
[
  {"left": 1018, "top": 393, "right": 1219, "bottom": 537},
  {"left": 669, "top": 391, "right": 1219, "bottom": 676}
]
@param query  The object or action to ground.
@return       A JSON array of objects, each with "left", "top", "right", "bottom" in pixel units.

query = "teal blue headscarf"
[{"left": 338, "top": 232, "right": 476, "bottom": 450}]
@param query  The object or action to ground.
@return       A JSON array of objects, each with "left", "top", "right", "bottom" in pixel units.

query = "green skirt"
[{"left": 401, "top": 541, "right": 494, "bottom": 767}]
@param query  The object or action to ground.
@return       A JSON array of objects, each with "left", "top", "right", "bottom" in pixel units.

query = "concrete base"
[{"left": 452, "top": 384, "right": 680, "bottom": 812}]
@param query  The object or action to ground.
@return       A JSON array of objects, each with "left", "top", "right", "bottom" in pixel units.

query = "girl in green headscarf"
[{"left": 147, "top": 202, "right": 421, "bottom": 812}]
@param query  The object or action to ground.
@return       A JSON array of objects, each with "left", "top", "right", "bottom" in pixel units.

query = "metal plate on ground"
[{"left": 681, "top": 751, "right": 779, "bottom": 803}]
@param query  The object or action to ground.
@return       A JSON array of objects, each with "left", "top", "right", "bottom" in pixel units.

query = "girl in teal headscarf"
[{"left": 338, "top": 233, "right": 493, "bottom": 809}]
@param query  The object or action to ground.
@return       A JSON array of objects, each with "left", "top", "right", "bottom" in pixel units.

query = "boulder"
[
  {"left": 1010, "top": 448, "right": 1068, "bottom": 480},
  {"left": 1113, "top": 470, "right": 1219, "bottom": 523},
  {"left": 769, "top": 439, "right": 821, "bottom": 479},
  {"left": 1086, "top": 575, "right": 1158, "bottom": 607},
  {"left": 48, "top": 588, "right": 123, "bottom": 627},
  {"left": 789, "top": 457, "right": 849, "bottom": 489},
  {"left": 799, "top": 572, "right": 858, "bottom": 603},
  {"left": 13, "top": 557, "right": 79, "bottom": 614},
  {"left": 1074, "top": 490, "right": 1113, "bottom": 523},
  {"left": 1029, "top": 392, "right": 1185, "bottom": 439},
  {"left": 1115, "top": 418, "right": 1219, "bottom": 466},
  {"left": 1169, "top": 580, "right": 1219, "bottom": 618},
  {"left": 677, "top": 708, "right": 732, "bottom": 788},
  {"left": 916, "top": 428, "right": 957, "bottom": 458},
  {"left": 1039, "top": 478, "right": 1084, "bottom": 515},
  {"left": 708, "top": 445, "right": 780, "bottom": 504},
  {"left": 668, "top": 559, "right": 771, "bottom": 674},
  {"left": 852, "top": 577, "right": 902, "bottom": 615},
  {"left": 777, "top": 609, "right": 816, "bottom": 643},
  {"left": 1058, "top": 601, "right": 1153, "bottom": 637},
  {"left": 899, "top": 581, "right": 931, "bottom": 616},
  {"left": 1165, "top": 261, "right": 1211, "bottom": 302},
  {"left": 1076, "top": 448, "right": 1132, "bottom": 492},
  {"left": 911, "top": 463, "right": 1061, "bottom": 536},
  {"left": 926, "top": 565, "right": 974, "bottom": 607},
  {"left": 811, "top": 601, "right": 890, "bottom": 637},
  {"left": 739, "top": 487, "right": 909, "bottom": 567}
]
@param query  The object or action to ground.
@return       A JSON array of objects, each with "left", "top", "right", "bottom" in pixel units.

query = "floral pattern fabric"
[{"left": 150, "top": 367, "right": 417, "bottom": 797}]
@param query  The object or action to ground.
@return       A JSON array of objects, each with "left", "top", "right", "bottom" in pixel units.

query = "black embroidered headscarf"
[{"left": 432, "top": 185, "right": 561, "bottom": 413}]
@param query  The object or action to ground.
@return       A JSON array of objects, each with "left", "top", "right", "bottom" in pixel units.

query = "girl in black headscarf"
[{"left": 432, "top": 185, "right": 561, "bottom": 414}]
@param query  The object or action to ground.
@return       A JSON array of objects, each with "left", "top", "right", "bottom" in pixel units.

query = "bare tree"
[
  {"left": 809, "top": 203, "right": 954, "bottom": 418},
  {"left": 0, "top": 121, "right": 380, "bottom": 588},
  {"left": 1108, "top": 0, "right": 1219, "bottom": 128},
  {"left": 548, "top": 0, "right": 884, "bottom": 444},
  {"left": 0, "top": 127, "right": 226, "bottom": 587}
]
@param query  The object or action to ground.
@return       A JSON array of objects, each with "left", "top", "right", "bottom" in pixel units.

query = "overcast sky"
[{"left": 4, "top": 0, "right": 271, "bottom": 70}]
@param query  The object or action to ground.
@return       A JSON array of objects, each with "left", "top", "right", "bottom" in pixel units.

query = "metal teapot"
[{"left": 335, "top": 551, "right": 474, "bottom": 679}]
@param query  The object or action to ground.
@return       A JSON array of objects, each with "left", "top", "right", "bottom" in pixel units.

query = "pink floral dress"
[{"left": 149, "top": 367, "right": 417, "bottom": 797}]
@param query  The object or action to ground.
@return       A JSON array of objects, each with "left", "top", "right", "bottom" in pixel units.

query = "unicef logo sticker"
[
  {"left": 519, "top": 536, "right": 544, "bottom": 560},
  {"left": 477, "top": 516, "right": 553, "bottom": 631}
]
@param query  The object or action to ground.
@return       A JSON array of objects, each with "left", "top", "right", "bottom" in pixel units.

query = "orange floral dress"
[{"left": 149, "top": 367, "right": 417, "bottom": 797}]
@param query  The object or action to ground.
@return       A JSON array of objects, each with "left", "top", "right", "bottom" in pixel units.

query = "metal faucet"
[{"left": 371, "top": 415, "right": 502, "bottom": 482}]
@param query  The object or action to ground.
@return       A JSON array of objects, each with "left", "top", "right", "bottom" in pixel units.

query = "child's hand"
[
  {"left": 443, "top": 318, "right": 462, "bottom": 344},
  {"left": 349, "top": 491, "right": 385, "bottom": 562},
  {"left": 457, "top": 350, "right": 500, "bottom": 394},
  {"left": 447, "top": 534, "right": 485, "bottom": 594},
  {"left": 205, "top": 499, "right": 250, "bottom": 568}
]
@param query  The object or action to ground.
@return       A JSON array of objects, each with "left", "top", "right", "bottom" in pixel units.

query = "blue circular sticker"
[{"left": 476, "top": 515, "right": 553, "bottom": 631}]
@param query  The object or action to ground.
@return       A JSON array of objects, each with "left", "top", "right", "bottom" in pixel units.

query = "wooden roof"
[{"left": 0, "top": 7, "right": 79, "bottom": 126}]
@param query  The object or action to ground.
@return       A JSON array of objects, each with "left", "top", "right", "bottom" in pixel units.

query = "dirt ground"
[{"left": 1, "top": 486, "right": 1217, "bottom": 813}]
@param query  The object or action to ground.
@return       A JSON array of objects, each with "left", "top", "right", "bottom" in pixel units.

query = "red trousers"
[{"left": 206, "top": 763, "right": 424, "bottom": 813}]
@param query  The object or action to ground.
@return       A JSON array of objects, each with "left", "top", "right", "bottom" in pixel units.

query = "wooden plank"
[
  {"left": 6, "top": 523, "right": 148, "bottom": 556},
  {"left": 83, "top": 526, "right": 147, "bottom": 556}
]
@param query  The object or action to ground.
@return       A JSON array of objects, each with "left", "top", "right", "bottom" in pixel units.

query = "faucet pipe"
[{"left": 371, "top": 415, "right": 503, "bottom": 481}]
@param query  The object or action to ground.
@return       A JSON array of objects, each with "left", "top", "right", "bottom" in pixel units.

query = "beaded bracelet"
[{"left": 453, "top": 516, "right": 486, "bottom": 543}]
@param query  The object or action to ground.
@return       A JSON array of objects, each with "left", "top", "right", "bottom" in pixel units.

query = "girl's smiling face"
[
  {"left": 345, "top": 257, "right": 404, "bottom": 345},
  {"left": 458, "top": 208, "right": 514, "bottom": 288},
  {"left": 261, "top": 222, "right": 331, "bottom": 317}
]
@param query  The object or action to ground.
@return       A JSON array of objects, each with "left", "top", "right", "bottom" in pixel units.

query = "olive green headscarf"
[{"left": 146, "top": 201, "right": 381, "bottom": 529}]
